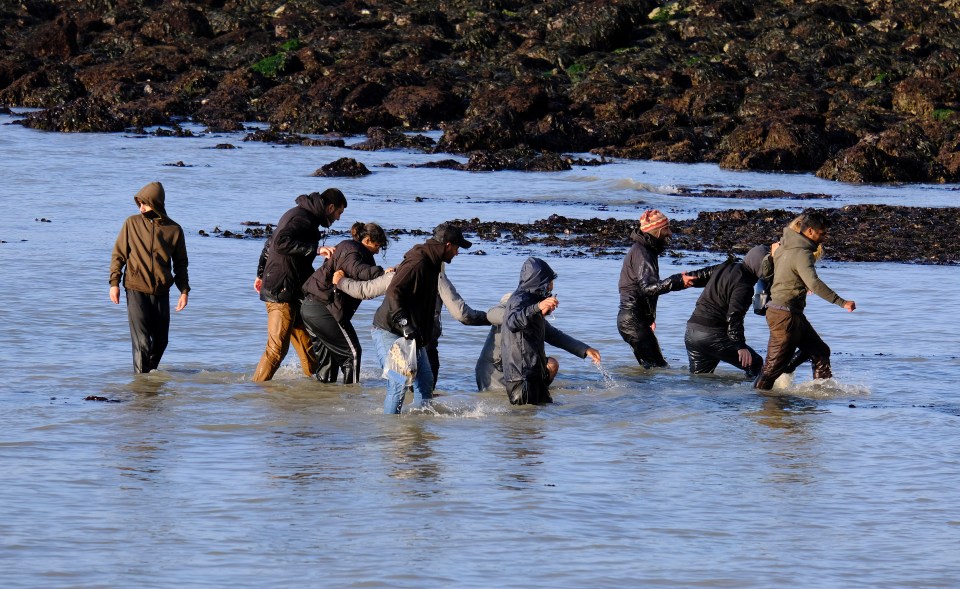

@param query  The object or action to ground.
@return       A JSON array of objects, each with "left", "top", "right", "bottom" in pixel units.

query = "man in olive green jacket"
[
  {"left": 109, "top": 182, "right": 190, "bottom": 373},
  {"left": 754, "top": 212, "right": 856, "bottom": 390}
]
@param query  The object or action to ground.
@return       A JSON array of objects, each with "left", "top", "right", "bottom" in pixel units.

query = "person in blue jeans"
[{"left": 371, "top": 223, "right": 471, "bottom": 414}]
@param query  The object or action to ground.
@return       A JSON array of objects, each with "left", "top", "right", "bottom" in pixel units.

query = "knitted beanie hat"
[{"left": 639, "top": 209, "right": 669, "bottom": 234}]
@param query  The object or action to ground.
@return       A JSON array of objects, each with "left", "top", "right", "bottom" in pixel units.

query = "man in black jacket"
[
  {"left": 371, "top": 223, "right": 470, "bottom": 414},
  {"left": 252, "top": 189, "right": 346, "bottom": 382},
  {"left": 617, "top": 209, "right": 702, "bottom": 368},
  {"left": 684, "top": 245, "right": 769, "bottom": 377}
]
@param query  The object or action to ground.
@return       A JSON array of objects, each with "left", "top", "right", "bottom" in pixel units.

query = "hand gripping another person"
[
  {"left": 109, "top": 182, "right": 190, "bottom": 374},
  {"left": 617, "top": 209, "right": 709, "bottom": 369},
  {"left": 753, "top": 212, "right": 857, "bottom": 391},
  {"left": 300, "top": 222, "right": 388, "bottom": 384},
  {"left": 252, "top": 188, "right": 346, "bottom": 382}
]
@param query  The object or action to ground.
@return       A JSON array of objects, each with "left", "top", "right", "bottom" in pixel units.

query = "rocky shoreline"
[
  {"left": 3, "top": 1, "right": 960, "bottom": 183},
  {"left": 206, "top": 203, "right": 960, "bottom": 265}
]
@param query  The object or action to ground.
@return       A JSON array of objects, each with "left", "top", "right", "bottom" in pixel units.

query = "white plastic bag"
[{"left": 382, "top": 337, "right": 417, "bottom": 384}]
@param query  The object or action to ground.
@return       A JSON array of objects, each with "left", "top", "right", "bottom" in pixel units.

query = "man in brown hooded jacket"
[{"left": 109, "top": 181, "right": 190, "bottom": 373}]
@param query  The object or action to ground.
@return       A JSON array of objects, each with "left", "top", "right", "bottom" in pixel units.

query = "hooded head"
[
  {"left": 516, "top": 257, "right": 557, "bottom": 297},
  {"left": 742, "top": 244, "right": 769, "bottom": 278},
  {"left": 134, "top": 182, "right": 168, "bottom": 218}
]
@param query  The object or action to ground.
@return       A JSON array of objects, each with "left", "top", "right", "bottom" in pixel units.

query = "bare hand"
[
  {"left": 844, "top": 300, "right": 856, "bottom": 312},
  {"left": 650, "top": 321, "right": 657, "bottom": 332},
  {"left": 538, "top": 296, "right": 559, "bottom": 316},
  {"left": 109, "top": 286, "right": 120, "bottom": 304},
  {"left": 385, "top": 266, "right": 396, "bottom": 273},
  {"left": 332, "top": 269, "right": 346, "bottom": 285},
  {"left": 317, "top": 245, "right": 335, "bottom": 258},
  {"left": 254, "top": 277, "right": 262, "bottom": 293},
  {"left": 681, "top": 272, "right": 696, "bottom": 288},
  {"left": 737, "top": 348, "right": 752, "bottom": 368},
  {"left": 175, "top": 292, "right": 189, "bottom": 312},
  {"left": 770, "top": 242, "right": 780, "bottom": 257},
  {"left": 585, "top": 348, "right": 601, "bottom": 365}
]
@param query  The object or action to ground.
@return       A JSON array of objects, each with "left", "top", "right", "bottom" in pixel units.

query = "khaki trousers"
[{"left": 252, "top": 301, "right": 318, "bottom": 381}]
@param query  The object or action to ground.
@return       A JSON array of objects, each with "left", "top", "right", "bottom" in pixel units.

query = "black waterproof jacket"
[
  {"left": 617, "top": 229, "right": 684, "bottom": 323},
  {"left": 259, "top": 192, "right": 336, "bottom": 303},
  {"left": 501, "top": 257, "right": 558, "bottom": 385},
  {"left": 686, "top": 258, "right": 760, "bottom": 348},
  {"left": 373, "top": 239, "right": 445, "bottom": 341},
  {"left": 302, "top": 238, "right": 384, "bottom": 323}
]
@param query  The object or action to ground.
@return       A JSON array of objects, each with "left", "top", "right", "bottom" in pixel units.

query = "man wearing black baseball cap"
[
  {"left": 372, "top": 222, "right": 471, "bottom": 413},
  {"left": 432, "top": 222, "right": 472, "bottom": 249}
]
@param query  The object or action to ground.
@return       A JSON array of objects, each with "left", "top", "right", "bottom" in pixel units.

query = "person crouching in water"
[
  {"left": 617, "top": 209, "right": 704, "bottom": 369},
  {"left": 301, "top": 222, "right": 389, "bottom": 383},
  {"left": 109, "top": 181, "right": 190, "bottom": 373},
  {"left": 684, "top": 245, "right": 771, "bottom": 378},
  {"left": 753, "top": 211, "right": 856, "bottom": 391},
  {"left": 501, "top": 257, "right": 601, "bottom": 405}
]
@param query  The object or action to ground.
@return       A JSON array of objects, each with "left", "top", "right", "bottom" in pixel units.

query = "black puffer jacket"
[
  {"left": 501, "top": 257, "right": 557, "bottom": 384},
  {"left": 617, "top": 229, "right": 684, "bottom": 323},
  {"left": 302, "top": 238, "right": 384, "bottom": 322},
  {"left": 373, "top": 239, "right": 446, "bottom": 341},
  {"left": 259, "top": 190, "right": 338, "bottom": 303}
]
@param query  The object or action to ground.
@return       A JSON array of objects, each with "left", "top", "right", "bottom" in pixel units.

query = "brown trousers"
[
  {"left": 754, "top": 307, "right": 832, "bottom": 390},
  {"left": 252, "top": 301, "right": 318, "bottom": 381}
]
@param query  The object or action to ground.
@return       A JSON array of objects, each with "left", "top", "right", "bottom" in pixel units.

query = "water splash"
[{"left": 594, "top": 362, "right": 620, "bottom": 388}]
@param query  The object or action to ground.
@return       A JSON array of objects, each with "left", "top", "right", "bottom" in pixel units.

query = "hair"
[
  {"left": 798, "top": 211, "right": 829, "bottom": 234},
  {"left": 351, "top": 222, "right": 388, "bottom": 249},
  {"left": 321, "top": 187, "right": 347, "bottom": 210}
]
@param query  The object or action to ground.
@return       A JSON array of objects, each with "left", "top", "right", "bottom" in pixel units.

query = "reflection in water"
[
  {"left": 748, "top": 395, "right": 824, "bottom": 486},
  {"left": 112, "top": 379, "right": 170, "bottom": 486},
  {"left": 385, "top": 421, "right": 441, "bottom": 496},
  {"left": 496, "top": 416, "right": 545, "bottom": 490}
]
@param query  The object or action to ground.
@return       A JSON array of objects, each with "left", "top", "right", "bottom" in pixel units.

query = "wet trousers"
[
  {"left": 754, "top": 307, "right": 832, "bottom": 390},
  {"left": 684, "top": 323, "right": 763, "bottom": 377},
  {"left": 252, "top": 300, "right": 318, "bottom": 382},
  {"left": 372, "top": 327, "right": 433, "bottom": 414},
  {"left": 505, "top": 375, "right": 552, "bottom": 405},
  {"left": 126, "top": 288, "right": 169, "bottom": 374},
  {"left": 617, "top": 308, "right": 668, "bottom": 368},
  {"left": 300, "top": 299, "right": 361, "bottom": 384}
]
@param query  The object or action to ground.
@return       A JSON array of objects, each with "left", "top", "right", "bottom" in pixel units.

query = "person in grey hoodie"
[
  {"left": 501, "top": 257, "right": 601, "bottom": 405},
  {"left": 754, "top": 212, "right": 856, "bottom": 390},
  {"left": 476, "top": 291, "right": 600, "bottom": 393},
  {"left": 684, "top": 245, "right": 771, "bottom": 378},
  {"left": 109, "top": 181, "right": 189, "bottom": 373}
]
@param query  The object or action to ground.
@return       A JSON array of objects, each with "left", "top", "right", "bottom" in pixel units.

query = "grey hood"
[{"left": 516, "top": 257, "right": 557, "bottom": 296}]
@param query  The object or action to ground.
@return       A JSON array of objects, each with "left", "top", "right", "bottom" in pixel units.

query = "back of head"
[
  {"left": 742, "top": 244, "right": 769, "bottom": 277},
  {"left": 639, "top": 209, "right": 669, "bottom": 236},
  {"left": 351, "top": 221, "right": 388, "bottom": 249},
  {"left": 321, "top": 187, "right": 347, "bottom": 210},
  {"left": 798, "top": 211, "right": 828, "bottom": 234}
]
